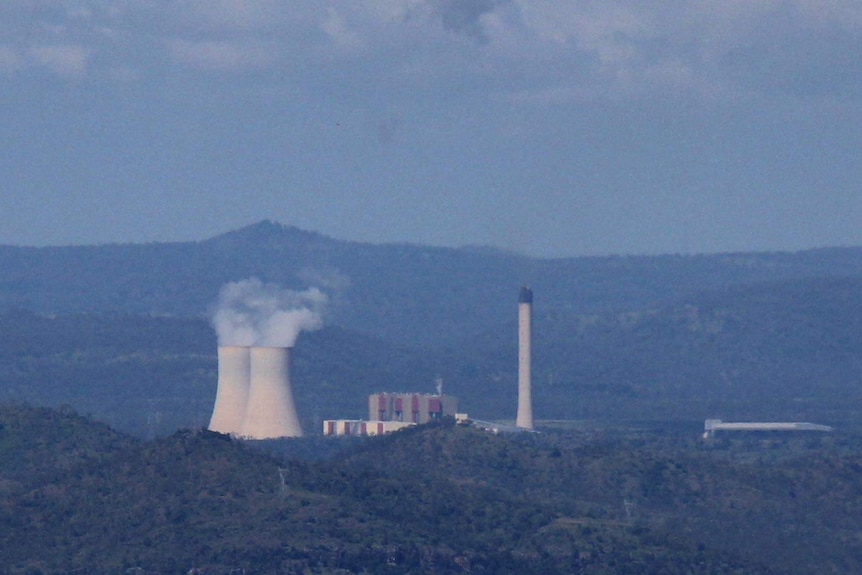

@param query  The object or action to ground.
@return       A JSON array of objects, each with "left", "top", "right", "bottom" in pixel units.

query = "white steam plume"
[{"left": 211, "top": 278, "right": 327, "bottom": 347}]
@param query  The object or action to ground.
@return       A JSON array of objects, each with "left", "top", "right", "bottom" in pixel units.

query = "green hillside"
[{"left": 13, "top": 404, "right": 855, "bottom": 574}]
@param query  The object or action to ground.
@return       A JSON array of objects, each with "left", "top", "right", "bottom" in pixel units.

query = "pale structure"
[
  {"left": 369, "top": 392, "right": 458, "bottom": 423},
  {"left": 241, "top": 346, "right": 303, "bottom": 439},
  {"left": 323, "top": 419, "right": 414, "bottom": 436},
  {"left": 208, "top": 346, "right": 251, "bottom": 435},
  {"left": 703, "top": 419, "right": 832, "bottom": 438},
  {"left": 516, "top": 286, "right": 534, "bottom": 430}
]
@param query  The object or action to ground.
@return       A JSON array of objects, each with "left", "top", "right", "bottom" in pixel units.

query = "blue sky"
[{"left": 1, "top": 1, "right": 860, "bottom": 257}]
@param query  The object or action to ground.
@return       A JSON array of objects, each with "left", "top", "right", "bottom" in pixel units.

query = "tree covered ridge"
[
  {"left": 4, "top": 220, "right": 862, "bottom": 348},
  {"left": 3, "top": 275, "right": 862, "bottom": 437},
  {"left": 5, "top": 405, "right": 862, "bottom": 573}
]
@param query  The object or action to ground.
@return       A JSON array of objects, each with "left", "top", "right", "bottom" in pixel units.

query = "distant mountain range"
[
  {"left": 2, "top": 221, "right": 862, "bottom": 435},
  {"left": 4, "top": 219, "right": 862, "bottom": 346}
]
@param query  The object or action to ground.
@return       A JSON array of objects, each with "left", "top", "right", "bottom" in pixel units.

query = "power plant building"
[
  {"left": 703, "top": 419, "right": 833, "bottom": 438},
  {"left": 369, "top": 392, "right": 458, "bottom": 424},
  {"left": 322, "top": 392, "right": 458, "bottom": 437},
  {"left": 324, "top": 419, "right": 414, "bottom": 436}
]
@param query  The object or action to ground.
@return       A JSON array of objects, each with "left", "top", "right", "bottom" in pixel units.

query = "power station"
[
  {"left": 205, "top": 283, "right": 839, "bottom": 442},
  {"left": 209, "top": 285, "right": 535, "bottom": 438},
  {"left": 209, "top": 345, "right": 303, "bottom": 439}
]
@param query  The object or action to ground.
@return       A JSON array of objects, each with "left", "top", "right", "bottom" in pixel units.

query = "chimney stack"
[{"left": 516, "top": 286, "right": 534, "bottom": 430}]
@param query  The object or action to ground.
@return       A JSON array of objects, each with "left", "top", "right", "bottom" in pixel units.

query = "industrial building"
[
  {"left": 326, "top": 286, "right": 530, "bottom": 438},
  {"left": 321, "top": 392, "right": 459, "bottom": 437},
  {"left": 703, "top": 419, "right": 833, "bottom": 438},
  {"left": 323, "top": 419, "right": 415, "bottom": 436},
  {"left": 369, "top": 392, "right": 458, "bottom": 423}
]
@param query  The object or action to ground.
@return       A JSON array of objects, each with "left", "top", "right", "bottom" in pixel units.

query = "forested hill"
[
  {"left": 7, "top": 402, "right": 862, "bottom": 574},
  {"left": 3, "top": 220, "right": 862, "bottom": 346},
  {"left": 3, "top": 276, "right": 862, "bottom": 437}
]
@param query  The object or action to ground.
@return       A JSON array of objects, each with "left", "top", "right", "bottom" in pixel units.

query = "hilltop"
[
  {"left": 4, "top": 220, "right": 862, "bottom": 347},
  {"left": 5, "top": 404, "right": 862, "bottom": 573},
  {"left": 10, "top": 403, "right": 862, "bottom": 574}
]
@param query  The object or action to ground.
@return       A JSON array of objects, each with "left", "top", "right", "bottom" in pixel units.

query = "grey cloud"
[
  {"left": 2, "top": 1, "right": 861, "bottom": 104},
  {"left": 430, "top": 0, "right": 509, "bottom": 41},
  {"left": 509, "top": 2, "right": 862, "bottom": 102}
]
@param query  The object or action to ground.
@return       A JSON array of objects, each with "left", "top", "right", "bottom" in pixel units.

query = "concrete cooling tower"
[
  {"left": 241, "top": 346, "right": 303, "bottom": 439},
  {"left": 516, "top": 286, "right": 534, "bottom": 430},
  {"left": 208, "top": 346, "right": 251, "bottom": 435}
]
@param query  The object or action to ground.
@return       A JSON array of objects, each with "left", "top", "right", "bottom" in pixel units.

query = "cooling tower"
[
  {"left": 241, "top": 346, "right": 303, "bottom": 439},
  {"left": 516, "top": 286, "right": 534, "bottom": 430},
  {"left": 209, "top": 346, "right": 251, "bottom": 435}
]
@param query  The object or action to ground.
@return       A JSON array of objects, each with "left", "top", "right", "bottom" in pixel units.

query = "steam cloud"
[{"left": 211, "top": 278, "right": 327, "bottom": 347}]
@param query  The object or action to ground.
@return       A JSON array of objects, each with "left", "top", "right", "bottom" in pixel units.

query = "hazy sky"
[{"left": 1, "top": 1, "right": 860, "bottom": 257}]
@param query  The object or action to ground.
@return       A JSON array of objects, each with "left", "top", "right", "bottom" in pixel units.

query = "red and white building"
[{"left": 322, "top": 392, "right": 459, "bottom": 437}]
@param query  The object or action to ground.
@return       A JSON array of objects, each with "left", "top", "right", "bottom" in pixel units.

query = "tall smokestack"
[
  {"left": 516, "top": 286, "right": 533, "bottom": 430},
  {"left": 209, "top": 346, "right": 251, "bottom": 435},
  {"left": 241, "top": 346, "right": 303, "bottom": 439}
]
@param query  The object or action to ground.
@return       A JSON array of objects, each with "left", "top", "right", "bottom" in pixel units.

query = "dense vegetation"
[{"left": 8, "top": 404, "right": 862, "bottom": 574}]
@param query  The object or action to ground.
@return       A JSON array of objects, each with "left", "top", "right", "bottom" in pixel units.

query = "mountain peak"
[{"left": 206, "top": 220, "right": 328, "bottom": 244}]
